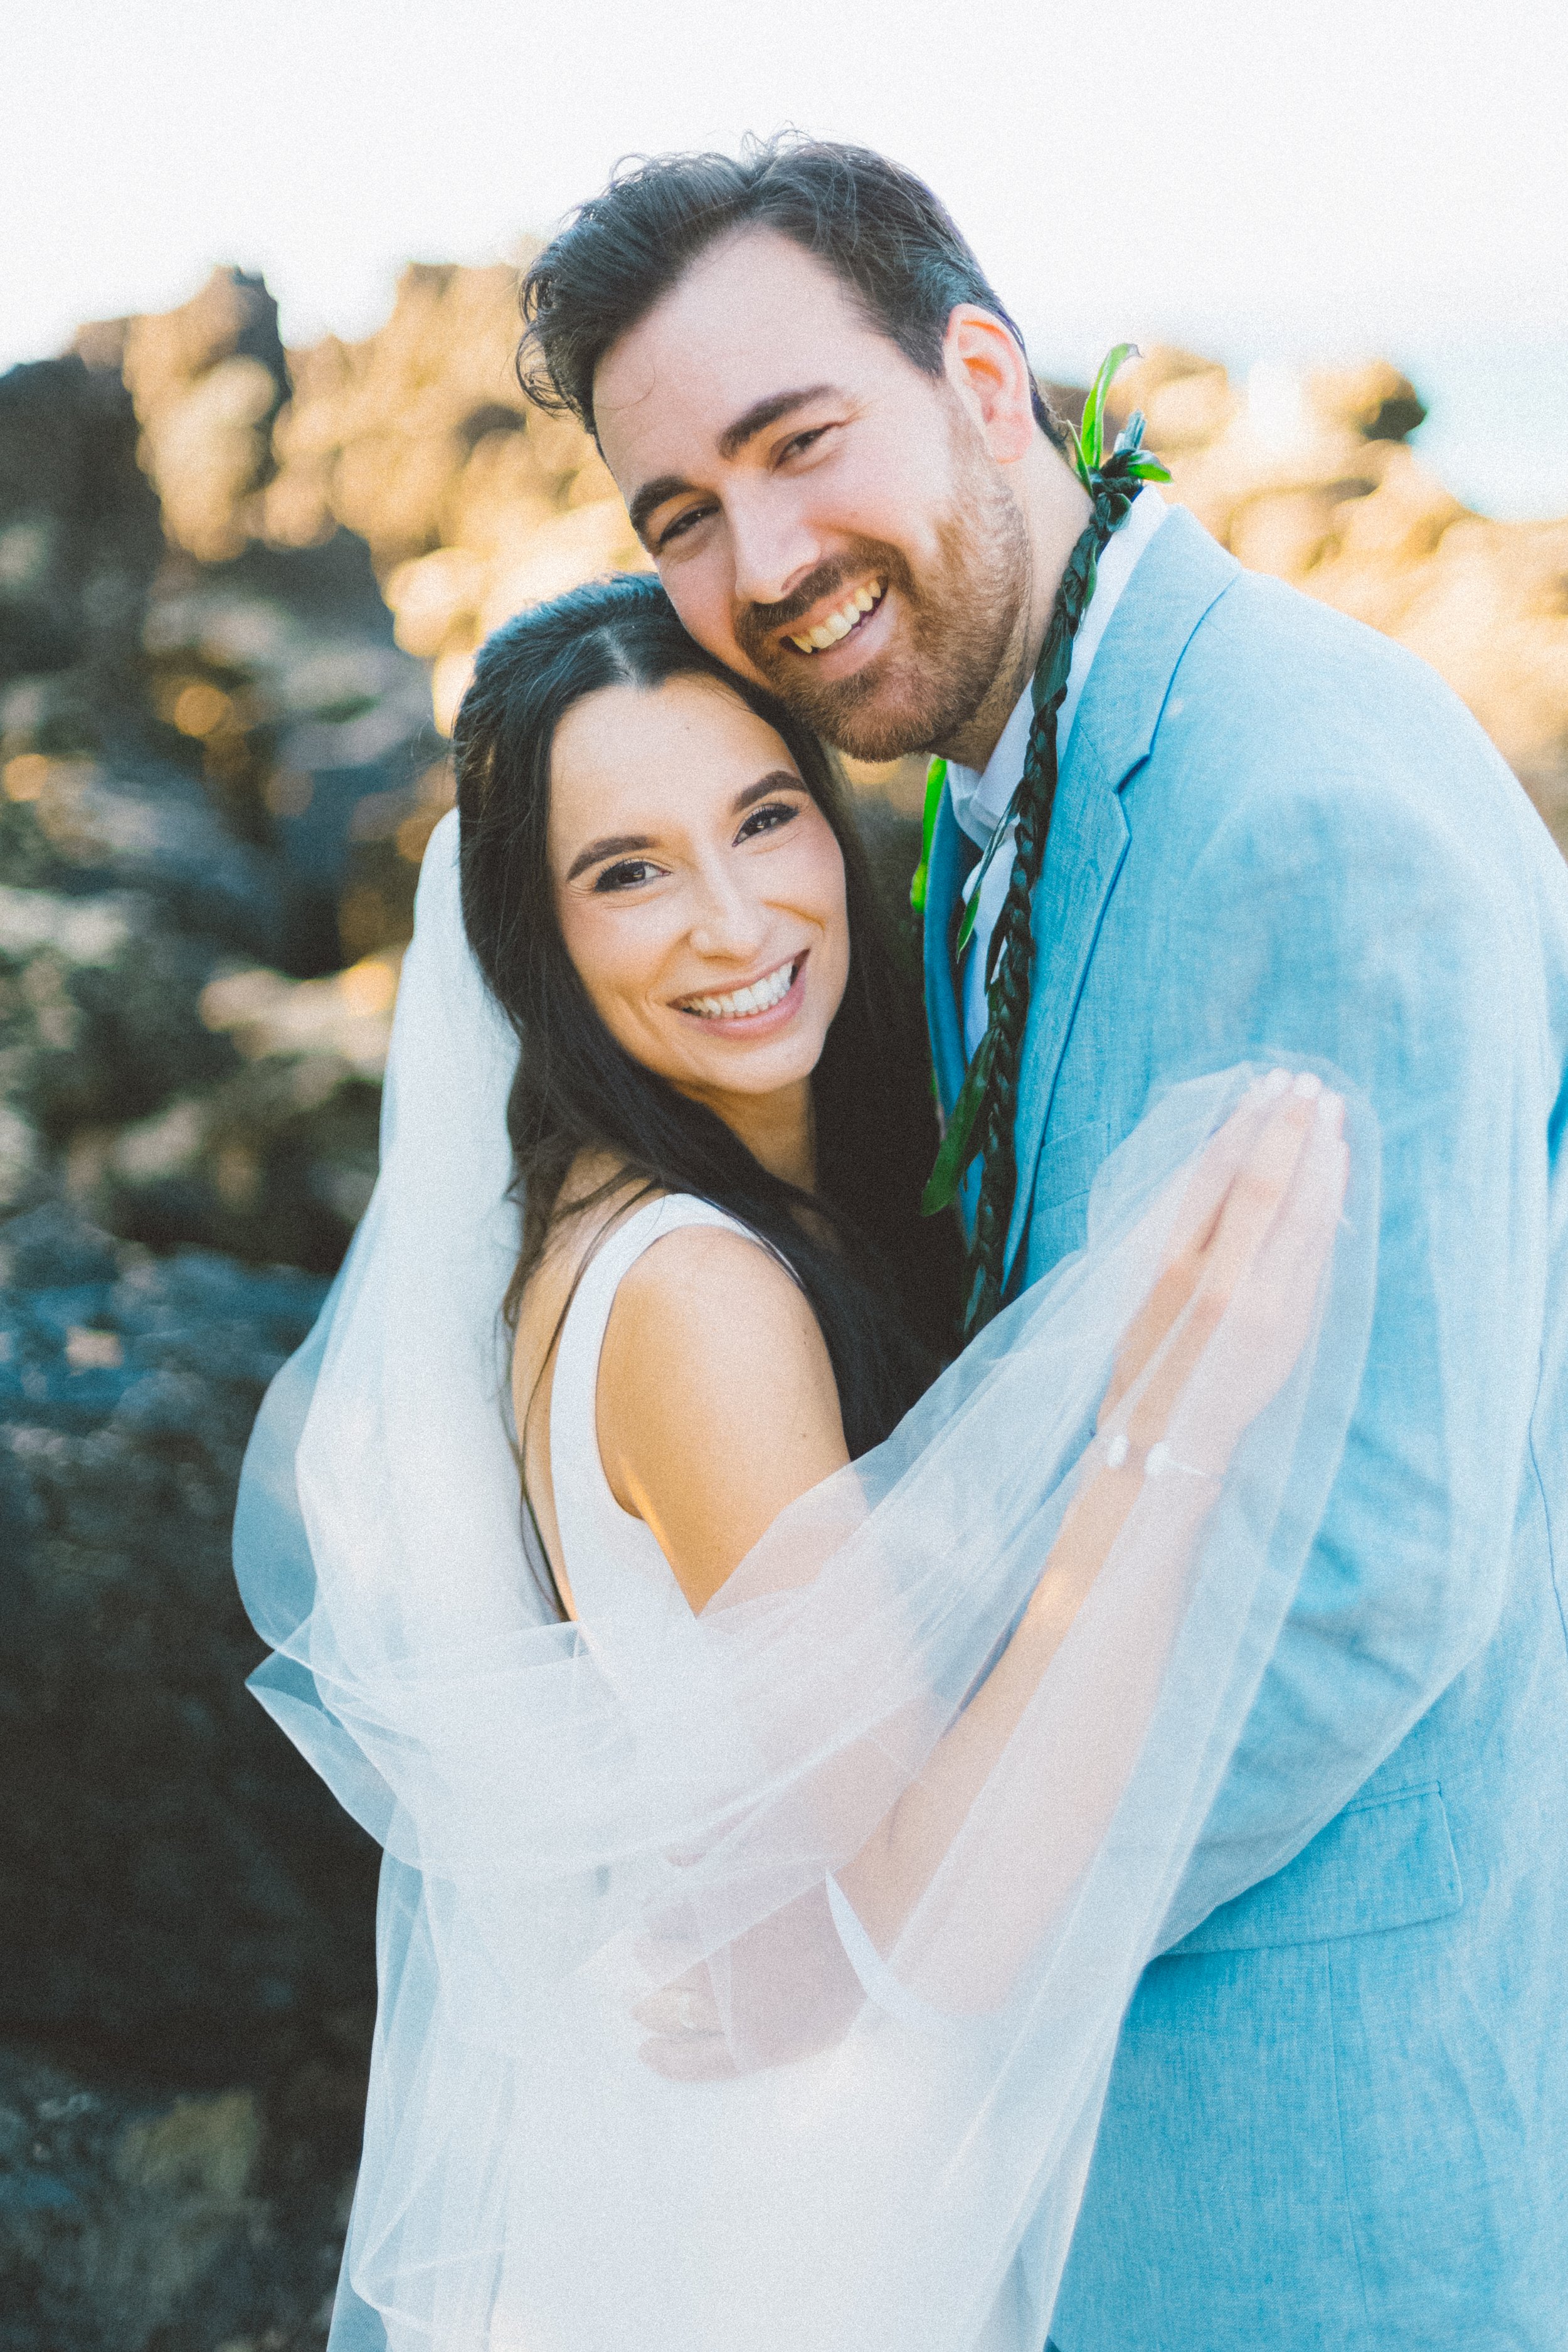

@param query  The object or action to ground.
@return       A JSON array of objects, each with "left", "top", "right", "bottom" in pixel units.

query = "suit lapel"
[
  {"left": 922, "top": 789, "right": 976, "bottom": 1123},
  {"left": 1000, "top": 743, "right": 1128, "bottom": 1287},
  {"left": 1000, "top": 509, "right": 1241, "bottom": 1290}
]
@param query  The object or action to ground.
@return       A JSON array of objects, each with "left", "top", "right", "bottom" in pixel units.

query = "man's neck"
[{"left": 935, "top": 443, "right": 1092, "bottom": 775}]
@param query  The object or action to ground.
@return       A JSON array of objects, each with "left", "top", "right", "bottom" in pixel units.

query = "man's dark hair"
[{"left": 517, "top": 134, "right": 1064, "bottom": 447}]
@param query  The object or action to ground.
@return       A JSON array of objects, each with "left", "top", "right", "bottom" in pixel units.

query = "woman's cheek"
[
  {"left": 560, "top": 904, "right": 642, "bottom": 1045},
  {"left": 812, "top": 844, "right": 851, "bottom": 976},
  {"left": 607, "top": 904, "right": 687, "bottom": 1046}
]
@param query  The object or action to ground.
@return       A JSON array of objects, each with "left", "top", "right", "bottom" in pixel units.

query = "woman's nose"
[{"left": 687, "top": 864, "right": 769, "bottom": 961}]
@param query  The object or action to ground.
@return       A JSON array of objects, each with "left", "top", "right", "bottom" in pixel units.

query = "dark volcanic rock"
[
  {"left": 0, "top": 1207, "right": 374, "bottom": 2346},
  {"left": 0, "top": 885, "right": 386, "bottom": 1271},
  {"left": 0, "top": 1206, "right": 376, "bottom": 2057},
  {"left": 0, "top": 2038, "right": 361, "bottom": 2352},
  {"left": 0, "top": 356, "right": 162, "bottom": 691}
]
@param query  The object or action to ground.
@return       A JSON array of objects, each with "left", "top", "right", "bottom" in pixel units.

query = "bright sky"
[{"left": 7, "top": 0, "right": 1567, "bottom": 507}]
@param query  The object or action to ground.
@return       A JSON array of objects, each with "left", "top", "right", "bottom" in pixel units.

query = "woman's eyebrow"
[
  {"left": 566, "top": 776, "right": 802, "bottom": 878},
  {"left": 733, "top": 771, "right": 804, "bottom": 815},
  {"left": 565, "top": 831, "right": 654, "bottom": 882}
]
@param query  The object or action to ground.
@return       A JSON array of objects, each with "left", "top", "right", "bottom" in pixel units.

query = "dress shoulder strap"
[{"left": 548, "top": 1196, "right": 759, "bottom": 1597}]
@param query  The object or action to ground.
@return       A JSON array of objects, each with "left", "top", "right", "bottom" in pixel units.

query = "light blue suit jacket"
[{"left": 924, "top": 509, "right": 1568, "bottom": 2350}]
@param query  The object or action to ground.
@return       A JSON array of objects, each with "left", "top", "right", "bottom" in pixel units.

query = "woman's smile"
[{"left": 675, "top": 951, "right": 808, "bottom": 1030}]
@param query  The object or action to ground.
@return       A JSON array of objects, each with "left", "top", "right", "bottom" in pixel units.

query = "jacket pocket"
[{"left": 1165, "top": 1786, "right": 1464, "bottom": 1956}]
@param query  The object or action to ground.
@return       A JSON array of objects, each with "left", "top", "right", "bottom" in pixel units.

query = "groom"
[{"left": 519, "top": 142, "right": 1568, "bottom": 2347}]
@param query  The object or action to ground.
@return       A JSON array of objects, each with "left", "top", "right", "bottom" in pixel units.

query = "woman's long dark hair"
[{"left": 455, "top": 573, "right": 960, "bottom": 1600}]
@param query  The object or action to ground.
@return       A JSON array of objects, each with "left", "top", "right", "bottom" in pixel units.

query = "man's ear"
[{"left": 941, "top": 306, "right": 1039, "bottom": 465}]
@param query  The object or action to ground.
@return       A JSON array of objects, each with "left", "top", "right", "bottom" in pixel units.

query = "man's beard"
[{"left": 733, "top": 432, "right": 1031, "bottom": 764}]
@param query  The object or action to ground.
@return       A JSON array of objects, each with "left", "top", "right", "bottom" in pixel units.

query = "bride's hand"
[
  {"left": 1098, "top": 1072, "right": 1348, "bottom": 1471},
  {"left": 632, "top": 1885, "right": 865, "bottom": 2080}
]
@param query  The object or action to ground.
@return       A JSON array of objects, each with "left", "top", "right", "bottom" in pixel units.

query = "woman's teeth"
[
  {"left": 788, "top": 580, "right": 883, "bottom": 654},
  {"left": 681, "top": 962, "right": 797, "bottom": 1021}
]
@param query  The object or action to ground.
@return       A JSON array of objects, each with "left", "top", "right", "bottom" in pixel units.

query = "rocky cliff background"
[{"left": 3, "top": 260, "right": 1565, "bottom": 2348}]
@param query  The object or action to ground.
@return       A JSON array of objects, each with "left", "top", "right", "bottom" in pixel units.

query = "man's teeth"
[
  {"left": 789, "top": 580, "right": 883, "bottom": 654},
  {"left": 682, "top": 962, "right": 797, "bottom": 1020}
]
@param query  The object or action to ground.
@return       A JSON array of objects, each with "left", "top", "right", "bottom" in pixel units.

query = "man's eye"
[
  {"left": 658, "top": 503, "right": 716, "bottom": 550},
  {"left": 780, "top": 425, "right": 833, "bottom": 463},
  {"left": 593, "top": 859, "right": 659, "bottom": 892},
  {"left": 737, "top": 802, "right": 798, "bottom": 842}
]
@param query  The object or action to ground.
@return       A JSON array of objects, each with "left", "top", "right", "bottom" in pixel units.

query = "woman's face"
[{"left": 547, "top": 673, "right": 850, "bottom": 1134}]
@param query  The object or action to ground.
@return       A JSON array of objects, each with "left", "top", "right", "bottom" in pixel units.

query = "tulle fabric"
[{"left": 235, "top": 815, "right": 1376, "bottom": 2352}]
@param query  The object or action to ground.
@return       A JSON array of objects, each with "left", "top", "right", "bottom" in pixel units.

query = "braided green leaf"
[
  {"left": 909, "top": 756, "right": 947, "bottom": 913},
  {"left": 1030, "top": 610, "right": 1075, "bottom": 715},
  {"left": 955, "top": 800, "right": 1014, "bottom": 958},
  {"left": 1079, "top": 342, "right": 1137, "bottom": 474},
  {"left": 921, "top": 1025, "right": 998, "bottom": 1216},
  {"left": 921, "top": 343, "right": 1154, "bottom": 1290}
]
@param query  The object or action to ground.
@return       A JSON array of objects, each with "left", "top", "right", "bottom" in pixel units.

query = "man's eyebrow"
[
  {"left": 627, "top": 475, "right": 696, "bottom": 543},
  {"left": 565, "top": 830, "right": 654, "bottom": 882},
  {"left": 625, "top": 386, "right": 842, "bottom": 544},
  {"left": 716, "top": 384, "right": 839, "bottom": 462}
]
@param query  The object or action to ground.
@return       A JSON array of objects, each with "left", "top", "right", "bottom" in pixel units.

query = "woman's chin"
[
  {"left": 661, "top": 1015, "right": 828, "bottom": 1110},
  {"left": 677, "top": 1037, "right": 824, "bottom": 1099}
]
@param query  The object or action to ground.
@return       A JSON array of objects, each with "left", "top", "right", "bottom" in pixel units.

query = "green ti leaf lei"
[{"left": 915, "top": 347, "right": 1171, "bottom": 1218}]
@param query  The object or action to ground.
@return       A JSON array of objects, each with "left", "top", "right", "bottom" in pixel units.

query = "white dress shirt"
[{"left": 946, "top": 487, "right": 1168, "bottom": 1058}]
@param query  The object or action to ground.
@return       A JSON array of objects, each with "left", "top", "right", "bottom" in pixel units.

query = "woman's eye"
[
  {"left": 593, "top": 859, "right": 660, "bottom": 893},
  {"left": 737, "top": 801, "right": 799, "bottom": 842}
]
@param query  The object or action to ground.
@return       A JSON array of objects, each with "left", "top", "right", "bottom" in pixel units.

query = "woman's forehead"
[{"left": 548, "top": 675, "right": 797, "bottom": 840}]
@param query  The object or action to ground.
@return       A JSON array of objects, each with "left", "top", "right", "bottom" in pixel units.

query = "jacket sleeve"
[{"left": 1154, "top": 766, "right": 1554, "bottom": 1946}]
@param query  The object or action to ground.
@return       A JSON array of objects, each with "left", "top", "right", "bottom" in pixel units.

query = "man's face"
[{"left": 594, "top": 230, "right": 1031, "bottom": 763}]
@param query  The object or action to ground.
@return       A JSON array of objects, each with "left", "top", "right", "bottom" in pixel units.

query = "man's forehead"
[{"left": 594, "top": 230, "right": 879, "bottom": 472}]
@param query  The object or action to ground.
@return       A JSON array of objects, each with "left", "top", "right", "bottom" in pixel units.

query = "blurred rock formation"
[
  {"left": 1, "top": 255, "right": 1564, "bottom": 2348},
  {"left": 263, "top": 261, "right": 646, "bottom": 730},
  {"left": 105, "top": 267, "right": 289, "bottom": 567}
]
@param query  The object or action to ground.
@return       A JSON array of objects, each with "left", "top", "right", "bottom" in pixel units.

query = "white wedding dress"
[
  {"left": 235, "top": 813, "right": 1375, "bottom": 2352},
  {"left": 524, "top": 1190, "right": 1047, "bottom": 2348},
  {"left": 547, "top": 1194, "right": 744, "bottom": 1661}
]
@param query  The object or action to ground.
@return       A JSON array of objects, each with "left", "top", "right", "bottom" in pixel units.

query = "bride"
[{"left": 236, "top": 572, "right": 1369, "bottom": 2351}]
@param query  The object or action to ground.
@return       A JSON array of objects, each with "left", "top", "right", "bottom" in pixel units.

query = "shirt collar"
[{"left": 946, "top": 486, "right": 1169, "bottom": 849}]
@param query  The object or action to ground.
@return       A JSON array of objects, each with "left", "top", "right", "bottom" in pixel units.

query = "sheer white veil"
[{"left": 235, "top": 810, "right": 1377, "bottom": 2352}]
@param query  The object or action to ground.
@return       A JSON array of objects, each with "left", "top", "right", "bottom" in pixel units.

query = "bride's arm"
[
  {"left": 842, "top": 1080, "right": 1342, "bottom": 1945},
  {"left": 608, "top": 1079, "right": 1338, "bottom": 1714},
  {"left": 630, "top": 1079, "right": 1345, "bottom": 2062}
]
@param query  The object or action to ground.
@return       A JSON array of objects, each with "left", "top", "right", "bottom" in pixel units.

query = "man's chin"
[{"left": 760, "top": 660, "right": 973, "bottom": 765}]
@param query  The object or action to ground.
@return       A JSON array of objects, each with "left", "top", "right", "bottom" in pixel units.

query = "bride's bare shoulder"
[
  {"left": 613, "top": 1215, "right": 818, "bottom": 1355},
  {"left": 524, "top": 1153, "right": 836, "bottom": 1432},
  {"left": 599, "top": 1217, "right": 847, "bottom": 1604}
]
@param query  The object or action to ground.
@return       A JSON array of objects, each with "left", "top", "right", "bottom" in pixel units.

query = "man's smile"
[{"left": 783, "top": 577, "right": 886, "bottom": 657}]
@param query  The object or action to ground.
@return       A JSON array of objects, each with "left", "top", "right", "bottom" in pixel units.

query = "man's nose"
[{"left": 727, "top": 483, "right": 820, "bottom": 612}]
